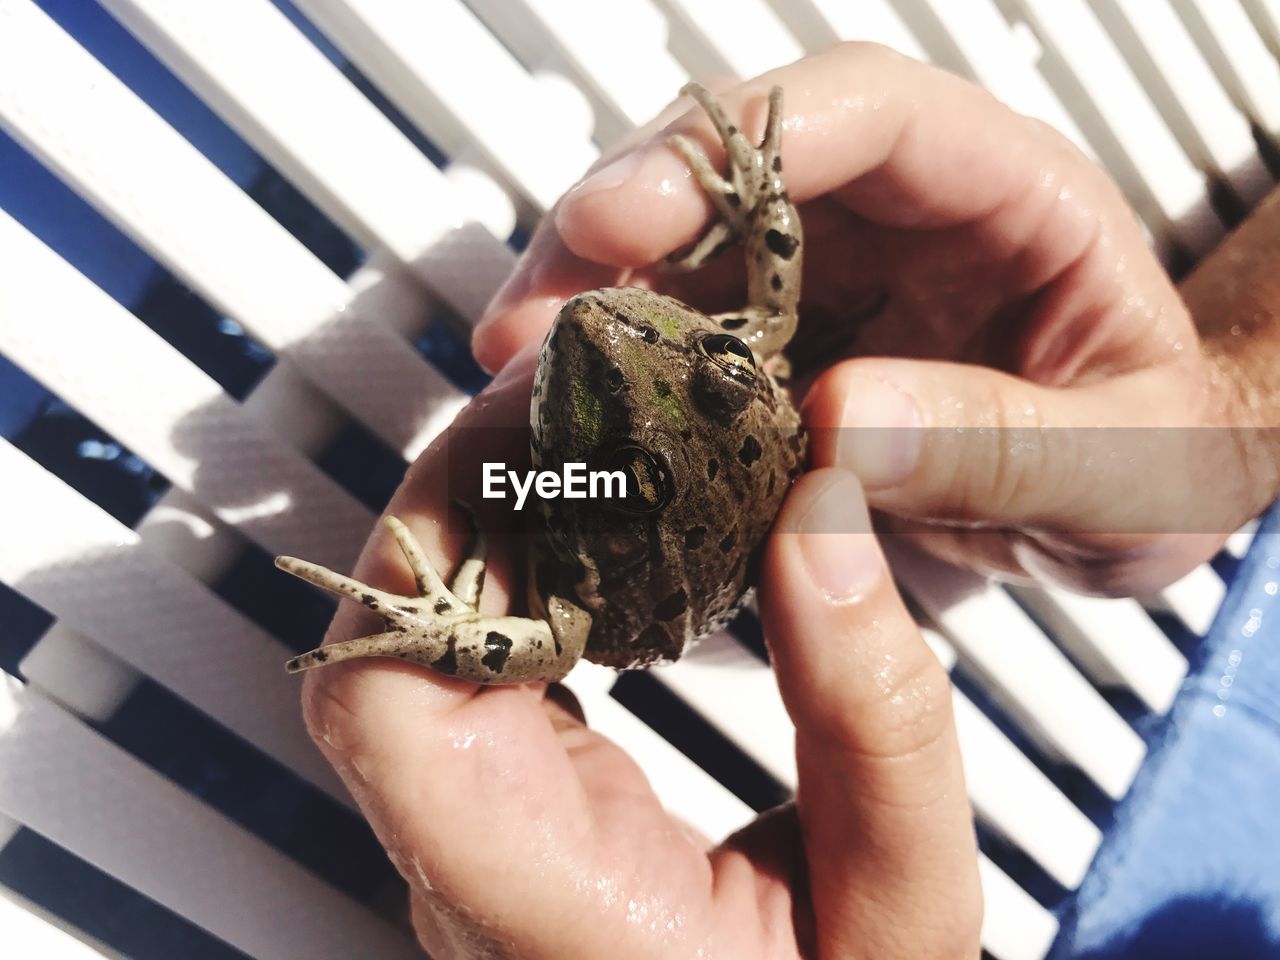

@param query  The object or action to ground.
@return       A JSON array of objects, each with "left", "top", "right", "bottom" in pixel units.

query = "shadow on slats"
[
  {"left": 612, "top": 672, "right": 792, "bottom": 813},
  {"left": 98, "top": 678, "right": 403, "bottom": 908},
  {"left": 0, "top": 828, "right": 248, "bottom": 960},
  {"left": 0, "top": 581, "right": 53, "bottom": 677}
]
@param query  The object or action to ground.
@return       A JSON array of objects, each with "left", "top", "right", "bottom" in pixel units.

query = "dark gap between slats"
[
  {"left": 727, "top": 607, "right": 769, "bottom": 663},
  {"left": 0, "top": 828, "right": 250, "bottom": 960},
  {"left": 95, "top": 677, "right": 405, "bottom": 910},
  {"left": 212, "top": 541, "right": 337, "bottom": 653},
  {"left": 1148, "top": 609, "right": 1204, "bottom": 660},
  {"left": 415, "top": 308, "right": 494, "bottom": 396},
  {"left": 268, "top": 0, "right": 529, "bottom": 258},
  {"left": 314, "top": 425, "right": 406, "bottom": 515},
  {"left": 1211, "top": 548, "right": 1243, "bottom": 585},
  {"left": 947, "top": 667, "right": 1116, "bottom": 835},
  {"left": 268, "top": 0, "right": 447, "bottom": 169},
  {"left": 9, "top": 386, "right": 171, "bottom": 530},
  {"left": 975, "top": 820, "right": 1070, "bottom": 913},
  {"left": 1001, "top": 588, "right": 1160, "bottom": 739},
  {"left": 35, "top": 0, "right": 367, "bottom": 278},
  {"left": 610, "top": 671, "right": 791, "bottom": 814},
  {"left": 0, "top": 583, "right": 55, "bottom": 680},
  {"left": 0, "top": 127, "right": 277, "bottom": 400}
]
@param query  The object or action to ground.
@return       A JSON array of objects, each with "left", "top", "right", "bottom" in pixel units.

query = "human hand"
[
  {"left": 301, "top": 353, "right": 981, "bottom": 959},
  {"left": 473, "top": 43, "right": 1280, "bottom": 596}
]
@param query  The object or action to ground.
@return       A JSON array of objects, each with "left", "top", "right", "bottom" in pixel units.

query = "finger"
[
  {"left": 553, "top": 42, "right": 1134, "bottom": 274},
  {"left": 803, "top": 356, "right": 1250, "bottom": 589},
  {"left": 297, "top": 348, "right": 579, "bottom": 894},
  {"left": 472, "top": 86, "right": 719, "bottom": 372},
  {"left": 472, "top": 220, "right": 621, "bottom": 372},
  {"left": 760, "top": 469, "right": 981, "bottom": 960},
  {"left": 874, "top": 513, "right": 1225, "bottom": 597}
]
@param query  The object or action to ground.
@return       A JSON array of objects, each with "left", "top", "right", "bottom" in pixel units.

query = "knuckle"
[
  {"left": 827, "top": 645, "right": 956, "bottom": 763},
  {"left": 300, "top": 669, "right": 361, "bottom": 752},
  {"left": 874, "top": 654, "right": 956, "bottom": 760},
  {"left": 968, "top": 379, "right": 1053, "bottom": 519}
]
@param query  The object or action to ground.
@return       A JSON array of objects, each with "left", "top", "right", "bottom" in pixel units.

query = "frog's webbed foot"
[
  {"left": 664, "top": 83, "right": 800, "bottom": 360},
  {"left": 277, "top": 509, "right": 591, "bottom": 684}
]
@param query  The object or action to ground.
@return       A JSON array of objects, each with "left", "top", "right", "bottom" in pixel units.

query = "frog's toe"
[
  {"left": 275, "top": 555, "right": 395, "bottom": 609},
  {"left": 285, "top": 627, "right": 456, "bottom": 674},
  {"left": 446, "top": 500, "right": 487, "bottom": 609},
  {"left": 665, "top": 220, "right": 736, "bottom": 273}
]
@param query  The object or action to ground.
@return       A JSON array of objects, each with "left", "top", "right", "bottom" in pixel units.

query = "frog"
[{"left": 276, "top": 82, "right": 806, "bottom": 683}]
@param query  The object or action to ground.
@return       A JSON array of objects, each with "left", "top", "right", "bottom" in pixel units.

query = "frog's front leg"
[
  {"left": 668, "top": 83, "right": 802, "bottom": 361},
  {"left": 277, "top": 513, "right": 590, "bottom": 684}
]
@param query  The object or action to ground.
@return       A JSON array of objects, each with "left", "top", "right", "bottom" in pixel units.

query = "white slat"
[
  {"left": 0, "top": 207, "right": 373, "bottom": 571},
  {"left": 465, "top": 0, "right": 687, "bottom": 145},
  {"left": 1007, "top": 585, "right": 1189, "bottom": 714},
  {"left": 954, "top": 691, "right": 1101, "bottom": 888},
  {"left": 0, "top": 675, "right": 420, "bottom": 960},
  {"left": 563, "top": 661, "right": 755, "bottom": 841},
  {"left": 654, "top": 0, "right": 805, "bottom": 79},
  {"left": 768, "top": 0, "right": 929, "bottom": 60},
  {"left": 96, "top": 0, "right": 516, "bottom": 323},
  {"left": 290, "top": 0, "right": 598, "bottom": 212},
  {"left": 1146, "top": 562, "right": 1226, "bottom": 636},
  {"left": 653, "top": 635, "right": 1061, "bottom": 958},
  {"left": 653, "top": 632, "right": 798, "bottom": 785},
  {"left": 1088, "top": 0, "right": 1272, "bottom": 205},
  {"left": 0, "top": 0, "right": 461, "bottom": 460},
  {"left": 891, "top": 544, "right": 1147, "bottom": 799},
  {"left": 19, "top": 626, "right": 140, "bottom": 723},
  {"left": 1004, "top": 0, "right": 1225, "bottom": 255},
  {"left": 979, "top": 857, "right": 1061, "bottom": 960},
  {"left": 925, "top": 632, "right": 1103, "bottom": 889},
  {"left": 0, "top": 439, "right": 348, "bottom": 807},
  {"left": 0, "top": 885, "right": 112, "bottom": 960},
  {"left": 1225, "top": 520, "right": 1260, "bottom": 559},
  {"left": 657, "top": 628, "right": 1102, "bottom": 890},
  {"left": 1240, "top": 0, "right": 1280, "bottom": 57},
  {"left": 895, "top": 0, "right": 1094, "bottom": 155},
  {"left": 1173, "top": 0, "right": 1280, "bottom": 138}
]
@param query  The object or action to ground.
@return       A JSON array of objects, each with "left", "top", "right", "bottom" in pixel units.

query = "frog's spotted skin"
[{"left": 279, "top": 83, "right": 806, "bottom": 682}]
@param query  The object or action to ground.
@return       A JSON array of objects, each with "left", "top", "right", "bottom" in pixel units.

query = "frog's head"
[{"left": 532, "top": 287, "right": 768, "bottom": 519}]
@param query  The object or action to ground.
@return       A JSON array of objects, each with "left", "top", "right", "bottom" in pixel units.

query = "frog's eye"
[
  {"left": 696, "top": 333, "right": 756, "bottom": 385},
  {"left": 599, "top": 443, "right": 673, "bottom": 514}
]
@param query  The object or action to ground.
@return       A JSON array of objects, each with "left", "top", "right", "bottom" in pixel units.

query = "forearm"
[{"left": 1182, "top": 186, "right": 1280, "bottom": 428}]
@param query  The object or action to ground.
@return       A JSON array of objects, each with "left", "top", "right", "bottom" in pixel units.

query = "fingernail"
[
  {"left": 564, "top": 147, "right": 650, "bottom": 202},
  {"left": 834, "top": 374, "right": 922, "bottom": 488},
  {"left": 797, "top": 472, "right": 881, "bottom": 601},
  {"left": 555, "top": 143, "right": 685, "bottom": 238}
]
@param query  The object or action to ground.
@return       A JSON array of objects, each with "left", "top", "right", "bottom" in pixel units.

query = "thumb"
[
  {"left": 803, "top": 356, "right": 1248, "bottom": 541},
  {"left": 760, "top": 468, "right": 981, "bottom": 960}
]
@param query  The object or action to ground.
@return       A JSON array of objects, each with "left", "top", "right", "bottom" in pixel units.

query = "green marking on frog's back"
[
  {"left": 647, "top": 309, "right": 684, "bottom": 340},
  {"left": 648, "top": 379, "right": 687, "bottom": 430},
  {"left": 571, "top": 377, "right": 602, "bottom": 445}
]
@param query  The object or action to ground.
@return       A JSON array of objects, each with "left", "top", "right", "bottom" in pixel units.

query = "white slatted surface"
[
  {"left": 288, "top": 0, "right": 598, "bottom": 213},
  {"left": 0, "top": 0, "right": 464, "bottom": 460},
  {"left": 0, "top": 674, "right": 422, "bottom": 960},
  {"left": 0, "top": 1, "right": 1273, "bottom": 958}
]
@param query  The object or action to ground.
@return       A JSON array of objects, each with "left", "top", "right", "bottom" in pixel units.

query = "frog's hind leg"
[
  {"left": 277, "top": 510, "right": 592, "bottom": 684},
  {"left": 670, "top": 82, "right": 802, "bottom": 361}
]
